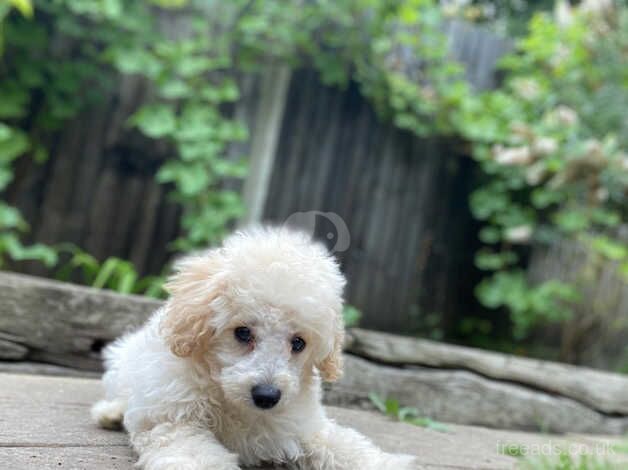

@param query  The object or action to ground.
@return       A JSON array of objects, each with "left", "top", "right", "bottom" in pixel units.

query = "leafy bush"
[
  {"left": 54, "top": 244, "right": 165, "bottom": 298},
  {"left": 1, "top": 0, "right": 626, "bottom": 346},
  {"left": 460, "top": 4, "right": 628, "bottom": 338}
]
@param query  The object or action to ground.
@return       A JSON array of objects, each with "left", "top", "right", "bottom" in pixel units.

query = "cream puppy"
[{"left": 92, "top": 227, "right": 415, "bottom": 470}]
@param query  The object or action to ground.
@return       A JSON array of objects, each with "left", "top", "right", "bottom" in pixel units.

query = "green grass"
[
  {"left": 368, "top": 393, "right": 449, "bottom": 432},
  {"left": 611, "top": 440, "right": 628, "bottom": 455},
  {"left": 517, "top": 452, "right": 619, "bottom": 470}
]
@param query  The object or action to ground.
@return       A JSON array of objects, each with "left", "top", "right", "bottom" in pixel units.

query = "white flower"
[
  {"left": 504, "top": 225, "right": 533, "bottom": 244},
  {"left": 554, "top": 0, "right": 574, "bottom": 27},
  {"left": 512, "top": 78, "right": 542, "bottom": 101},
  {"left": 526, "top": 162, "right": 547, "bottom": 185},
  {"left": 533, "top": 137, "right": 559, "bottom": 156},
  {"left": 510, "top": 122, "right": 532, "bottom": 138},
  {"left": 550, "top": 105, "right": 579, "bottom": 126},
  {"left": 580, "top": 0, "right": 613, "bottom": 16},
  {"left": 595, "top": 187, "right": 609, "bottom": 203},
  {"left": 550, "top": 44, "right": 571, "bottom": 69},
  {"left": 493, "top": 145, "right": 533, "bottom": 166}
]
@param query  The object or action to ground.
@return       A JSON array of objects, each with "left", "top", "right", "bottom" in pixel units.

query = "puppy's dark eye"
[
  {"left": 291, "top": 336, "right": 306, "bottom": 353},
  {"left": 234, "top": 327, "right": 252, "bottom": 343}
]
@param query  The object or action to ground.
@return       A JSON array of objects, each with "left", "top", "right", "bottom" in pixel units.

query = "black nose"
[{"left": 251, "top": 384, "right": 281, "bottom": 409}]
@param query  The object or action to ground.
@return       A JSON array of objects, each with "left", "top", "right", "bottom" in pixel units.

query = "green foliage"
[
  {"left": 0, "top": 0, "right": 251, "bottom": 284},
  {"left": 55, "top": 245, "right": 165, "bottom": 298},
  {"left": 461, "top": 6, "right": 628, "bottom": 338},
  {"left": 443, "top": 0, "right": 556, "bottom": 35},
  {"left": 520, "top": 452, "right": 618, "bottom": 470},
  {"left": 368, "top": 393, "right": 449, "bottom": 432},
  {"left": 342, "top": 305, "right": 362, "bottom": 327},
  {"left": 502, "top": 441, "right": 621, "bottom": 468},
  {"left": 1, "top": 0, "right": 626, "bottom": 349},
  {"left": 476, "top": 271, "right": 580, "bottom": 339}
]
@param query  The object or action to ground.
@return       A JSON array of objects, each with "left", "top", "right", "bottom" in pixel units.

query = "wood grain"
[
  {"left": 4, "top": 373, "right": 627, "bottom": 470},
  {"left": 346, "top": 328, "right": 628, "bottom": 415}
]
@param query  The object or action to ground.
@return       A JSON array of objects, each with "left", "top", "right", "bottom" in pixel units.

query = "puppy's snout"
[{"left": 251, "top": 384, "right": 281, "bottom": 409}]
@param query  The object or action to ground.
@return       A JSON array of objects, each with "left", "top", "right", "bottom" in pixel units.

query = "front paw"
[
  {"left": 382, "top": 453, "right": 416, "bottom": 470},
  {"left": 146, "top": 457, "right": 240, "bottom": 470}
]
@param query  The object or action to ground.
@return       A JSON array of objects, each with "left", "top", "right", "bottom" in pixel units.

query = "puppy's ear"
[
  {"left": 160, "top": 251, "right": 224, "bottom": 358},
  {"left": 317, "top": 317, "right": 345, "bottom": 382}
]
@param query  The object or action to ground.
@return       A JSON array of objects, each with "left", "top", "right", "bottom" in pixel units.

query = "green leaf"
[
  {"left": 158, "top": 79, "right": 191, "bottom": 99},
  {"left": 385, "top": 398, "right": 400, "bottom": 416},
  {"left": 531, "top": 188, "right": 563, "bottom": 209},
  {"left": 0, "top": 234, "right": 57, "bottom": 267},
  {"left": 0, "top": 88, "right": 29, "bottom": 118},
  {"left": 157, "top": 162, "right": 210, "bottom": 196},
  {"left": 398, "top": 407, "right": 419, "bottom": 421},
  {"left": 475, "top": 250, "right": 518, "bottom": 271},
  {"left": 553, "top": 210, "right": 590, "bottom": 233},
  {"left": 176, "top": 56, "right": 215, "bottom": 77},
  {"left": 8, "top": 0, "right": 33, "bottom": 17},
  {"left": 368, "top": 393, "right": 387, "bottom": 414},
  {"left": 117, "top": 269, "right": 138, "bottom": 294},
  {"left": 470, "top": 185, "right": 510, "bottom": 221},
  {"left": 129, "top": 104, "right": 177, "bottom": 138},
  {"left": 0, "top": 203, "right": 27, "bottom": 231},
  {"left": 479, "top": 227, "right": 501, "bottom": 244},
  {"left": 0, "top": 125, "right": 29, "bottom": 163},
  {"left": 342, "top": 305, "right": 362, "bottom": 327},
  {"left": 589, "top": 236, "right": 628, "bottom": 261}
]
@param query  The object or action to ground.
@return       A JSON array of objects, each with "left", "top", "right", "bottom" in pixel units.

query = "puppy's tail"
[{"left": 91, "top": 399, "right": 126, "bottom": 430}]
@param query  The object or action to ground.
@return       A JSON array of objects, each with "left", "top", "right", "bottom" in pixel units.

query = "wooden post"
[{"left": 239, "top": 66, "right": 292, "bottom": 227}]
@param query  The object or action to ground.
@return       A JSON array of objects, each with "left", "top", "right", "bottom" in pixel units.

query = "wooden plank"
[
  {"left": 1, "top": 272, "right": 628, "bottom": 432},
  {"left": 0, "top": 272, "right": 159, "bottom": 370},
  {"left": 347, "top": 328, "right": 628, "bottom": 415},
  {"left": 329, "top": 355, "right": 628, "bottom": 435},
  {"left": 3, "top": 373, "right": 626, "bottom": 470},
  {"left": 239, "top": 66, "right": 292, "bottom": 226},
  {"left": 0, "top": 361, "right": 101, "bottom": 378}
]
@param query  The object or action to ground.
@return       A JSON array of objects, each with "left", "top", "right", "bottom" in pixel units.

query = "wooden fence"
[{"left": 4, "top": 20, "right": 512, "bottom": 333}]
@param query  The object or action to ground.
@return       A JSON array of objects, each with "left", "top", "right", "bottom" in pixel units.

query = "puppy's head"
[{"left": 160, "top": 227, "right": 346, "bottom": 412}]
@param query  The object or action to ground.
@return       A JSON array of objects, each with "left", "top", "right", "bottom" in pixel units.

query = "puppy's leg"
[
  {"left": 91, "top": 398, "right": 126, "bottom": 430},
  {"left": 131, "top": 422, "right": 240, "bottom": 470},
  {"left": 300, "top": 421, "right": 416, "bottom": 470}
]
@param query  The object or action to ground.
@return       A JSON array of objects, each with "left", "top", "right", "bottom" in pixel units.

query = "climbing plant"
[
  {"left": 0, "top": 0, "right": 626, "bottom": 342},
  {"left": 460, "top": 5, "right": 628, "bottom": 339}
]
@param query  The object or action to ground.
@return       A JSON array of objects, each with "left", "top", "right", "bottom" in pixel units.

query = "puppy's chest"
[{"left": 216, "top": 418, "right": 304, "bottom": 466}]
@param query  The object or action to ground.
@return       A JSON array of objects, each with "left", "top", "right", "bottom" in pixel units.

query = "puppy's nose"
[{"left": 251, "top": 384, "right": 281, "bottom": 409}]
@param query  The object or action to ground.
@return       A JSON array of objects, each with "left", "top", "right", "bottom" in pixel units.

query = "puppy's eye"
[
  {"left": 234, "top": 327, "right": 253, "bottom": 344},
  {"left": 291, "top": 336, "right": 306, "bottom": 353}
]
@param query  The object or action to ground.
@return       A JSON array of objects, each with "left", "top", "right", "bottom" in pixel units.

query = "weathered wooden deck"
[{"left": 1, "top": 373, "right": 626, "bottom": 470}]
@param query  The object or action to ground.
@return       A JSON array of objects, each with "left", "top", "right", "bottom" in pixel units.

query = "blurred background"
[{"left": 0, "top": 0, "right": 626, "bottom": 372}]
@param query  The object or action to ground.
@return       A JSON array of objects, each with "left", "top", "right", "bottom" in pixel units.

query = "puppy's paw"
[
  {"left": 91, "top": 399, "right": 125, "bottom": 430},
  {"left": 382, "top": 453, "right": 417, "bottom": 470},
  {"left": 146, "top": 457, "right": 240, "bottom": 470}
]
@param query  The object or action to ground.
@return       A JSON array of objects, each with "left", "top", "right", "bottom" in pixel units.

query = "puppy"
[{"left": 92, "top": 227, "right": 415, "bottom": 469}]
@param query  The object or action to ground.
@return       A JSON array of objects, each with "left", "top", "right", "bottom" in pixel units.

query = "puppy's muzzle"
[{"left": 251, "top": 384, "right": 281, "bottom": 409}]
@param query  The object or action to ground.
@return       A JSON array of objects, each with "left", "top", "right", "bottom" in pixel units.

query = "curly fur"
[{"left": 91, "top": 227, "right": 415, "bottom": 470}]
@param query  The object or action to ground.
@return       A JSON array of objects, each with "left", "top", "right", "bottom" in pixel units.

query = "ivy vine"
[{"left": 0, "top": 0, "right": 626, "bottom": 339}]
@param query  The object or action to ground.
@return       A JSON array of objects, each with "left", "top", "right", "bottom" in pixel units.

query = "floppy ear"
[
  {"left": 160, "top": 251, "right": 224, "bottom": 358},
  {"left": 317, "top": 316, "right": 345, "bottom": 382}
]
